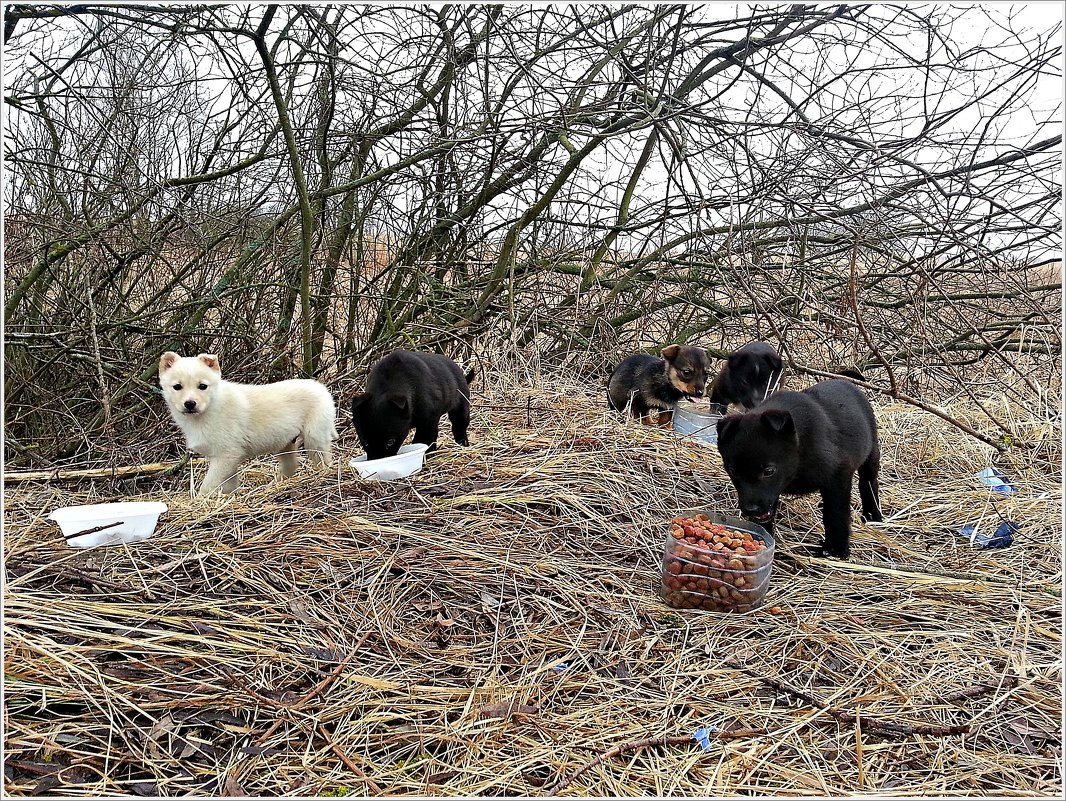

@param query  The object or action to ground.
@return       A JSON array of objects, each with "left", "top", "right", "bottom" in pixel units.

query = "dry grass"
[{"left": 2, "top": 372, "right": 1062, "bottom": 797}]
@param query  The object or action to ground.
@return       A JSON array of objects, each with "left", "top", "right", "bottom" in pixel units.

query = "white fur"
[{"left": 159, "top": 351, "right": 337, "bottom": 496}]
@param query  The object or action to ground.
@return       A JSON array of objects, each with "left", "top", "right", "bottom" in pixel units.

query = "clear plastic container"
[
  {"left": 672, "top": 402, "right": 723, "bottom": 444},
  {"left": 658, "top": 512, "right": 775, "bottom": 612}
]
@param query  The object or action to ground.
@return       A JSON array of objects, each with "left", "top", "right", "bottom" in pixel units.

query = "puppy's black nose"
[{"left": 184, "top": 399, "right": 197, "bottom": 411}]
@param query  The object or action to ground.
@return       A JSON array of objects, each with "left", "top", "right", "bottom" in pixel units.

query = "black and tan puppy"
[
  {"left": 607, "top": 345, "right": 711, "bottom": 425},
  {"left": 715, "top": 379, "right": 882, "bottom": 559},
  {"left": 351, "top": 350, "right": 474, "bottom": 460},
  {"left": 709, "top": 341, "right": 785, "bottom": 413}
]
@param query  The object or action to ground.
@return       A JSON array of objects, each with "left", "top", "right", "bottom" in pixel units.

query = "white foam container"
[
  {"left": 49, "top": 501, "right": 169, "bottom": 548},
  {"left": 349, "top": 443, "right": 430, "bottom": 480}
]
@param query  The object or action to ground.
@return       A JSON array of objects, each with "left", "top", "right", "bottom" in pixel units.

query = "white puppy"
[{"left": 159, "top": 351, "right": 337, "bottom": 496}]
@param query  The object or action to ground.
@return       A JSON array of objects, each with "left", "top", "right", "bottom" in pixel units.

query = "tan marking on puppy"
[{"left": 660, "top": 344, "right": 712, "bottom": 400}]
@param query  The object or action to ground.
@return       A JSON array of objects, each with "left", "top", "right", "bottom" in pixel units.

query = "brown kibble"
[{"left": 768, "top": 606, "right": 784, "bottom": 615}]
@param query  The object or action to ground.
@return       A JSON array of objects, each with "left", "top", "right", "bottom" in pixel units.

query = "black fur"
[
  {"left": 834, "top": 366, "right": 867, "bottom": 382},
  {"left": 351, "top": 350, "right": 473, "bottom": 460},
  {"left": 715, "top": 379, "right": 882, "bottom": 560},
  {"left": 709, "top": 341, "right": 785, "bottom": 413},
  {"left": 606, "top": 345, "right": 711, "bottom": 424}
]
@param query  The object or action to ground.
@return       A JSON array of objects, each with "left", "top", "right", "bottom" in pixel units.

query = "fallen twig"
[
  {"left": 255, "top": 634, "right": 371, "bottom": 746},
  {"left": 62, "top": 520, "right": 123, "bottom": 541},
  {"left": 318, "top": 723, "right": 384, "bottom": 795},
  {"left": 728, "top": 658, "right": 970, "bottom": 736},
  {"left": 4, "top": 457, "right": 197, "bottom": 483},
  {"left": 936, "top": 677, "right": 1018, "bottom": 705}
]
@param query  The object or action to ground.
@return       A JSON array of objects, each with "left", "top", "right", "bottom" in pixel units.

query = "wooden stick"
[
  {"left": 318, "top": 724, "right": 384, "bottom": 795},
  {"left": 4, "top": 457, "right": 197, "bottom": 483},
  {"left": 255, "top": 635, "right": 370, "bottom": 746},
  {"left": 61, "top": 520, "right": 123, "bottom": 541},
  {"left": 936, "top": 677, "right": 1018, "bottom": 704},
  {"left": 729, "top": 658, "right": 970, "bottom": 737}
]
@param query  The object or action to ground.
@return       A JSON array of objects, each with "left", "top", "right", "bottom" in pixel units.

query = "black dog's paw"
[
  {"left": 861, "top": 512, "right": 883, "bottom": 524},
  {"left": 819, "top": 544, "right": 850, "bottom": 560}
]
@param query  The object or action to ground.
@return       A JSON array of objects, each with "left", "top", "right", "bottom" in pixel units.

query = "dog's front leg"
[
  {"left": 819, "top": 477, "right": 853, "bottom": 559},
  {"left": 278, "top": 450, "right": 300, "bottom": 478},
  {"left": 198, "top": 457, "right": 242, "bottom": 496},
  {"left": 413, "top": 420, "right": 440, "bottom": 452}
]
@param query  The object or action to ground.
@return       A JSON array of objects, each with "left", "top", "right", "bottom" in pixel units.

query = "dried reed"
[{"left": 3, "top": 373, "right": 1061, "bottom": 797}]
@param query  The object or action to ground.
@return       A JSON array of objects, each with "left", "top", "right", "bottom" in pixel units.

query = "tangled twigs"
[
  {"left": 546, "top": 729, "right": 770, "bottom": 795},
  {"left": 255, "top": 633, "right": 372, "bottom": 746},
  {"left": 727, "top": 657, "right": 970, "bottom": 737}
]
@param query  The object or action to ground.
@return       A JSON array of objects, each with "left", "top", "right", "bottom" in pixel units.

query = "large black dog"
[
  {"left": 715, "top": 379, "right": 882, "bottom": 559},
  {"left": 607, "top": 345, "right": 711, "bottom": 425},
  {"left": 351, "top": 350, "right": 474, "bottom": 460},
  {"left": 709, "top": 341, "right": 784, "bottom": 413}
]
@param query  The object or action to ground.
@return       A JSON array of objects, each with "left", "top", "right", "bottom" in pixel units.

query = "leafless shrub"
[{"left": 3, "top": 4, "right": 1061, "bottom": 466}]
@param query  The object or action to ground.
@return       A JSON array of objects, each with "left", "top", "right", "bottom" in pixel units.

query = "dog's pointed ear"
[
  {"left": 389, "top": 395, "right": 409, "bottom": 411},
  {"left": 660, "top": 344, "right": 680, "bottom": 361},
  {"left": 716, "top": 415, "right": 738, "bottom": 441},
  {"left": 198, "top": 353, "right": 220, "bottom": 372},
  {"left": 351, "top": 393, "right": 368, "bottom": 411},
  {"left": 760, "top": 409, "right": 794, "bottom": 435},
  {"left": 159, "top": 351, "right": 180, "bottom": 373}
]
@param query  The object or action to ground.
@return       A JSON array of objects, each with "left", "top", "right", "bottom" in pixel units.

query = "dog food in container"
[
  {"left": 672, "top": 402, "right": 723, "bottom": 444},
  {"left": 659, "top": 512, "right": 774, "bottom": 612}
]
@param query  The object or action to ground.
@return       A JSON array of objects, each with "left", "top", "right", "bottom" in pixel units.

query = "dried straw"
[{"left": 3, "top": 374, "right": 1061, "bottom": 797}]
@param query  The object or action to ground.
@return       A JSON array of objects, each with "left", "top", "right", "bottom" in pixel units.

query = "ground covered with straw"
[{"left": 3, "top": 375, "right": 1062, "bottom": 797}]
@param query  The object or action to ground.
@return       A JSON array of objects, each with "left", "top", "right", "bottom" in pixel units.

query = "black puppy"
[
  {"left": 715, "top": 379, "right": 882, "bottom": 559},
  {"left": 708, "top": 341, "right": 785, "bottom": 413},
  {"left": 607, "top": 345, "right": 711, "bottom": 425},
  {"left": 351, "top": 350, "right": 474, "bottom": 460}
]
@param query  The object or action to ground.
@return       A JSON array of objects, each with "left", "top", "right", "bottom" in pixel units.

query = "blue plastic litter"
[
  {"left": 976, "top": 467, "right": 1016, "bottom": 494},
  {"left": 552, "top": 662, "right": 569, "bottom": 672},
  {"left": 692, "top": 725, "right": 719, "bottom": 752},
  {"left": 958, "top": 520, "right": 1018, "bottom": 549}
]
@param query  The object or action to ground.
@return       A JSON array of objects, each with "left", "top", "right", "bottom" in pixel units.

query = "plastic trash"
[
  {"left": 958, "top": 520, "right": 1018, "bottom": 549},
  {"left": 975, "top": 467, "right": 1015, "bottom": 495},
  {"left": 692, "top": 725, "right": 719, "bottom": 752}
]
